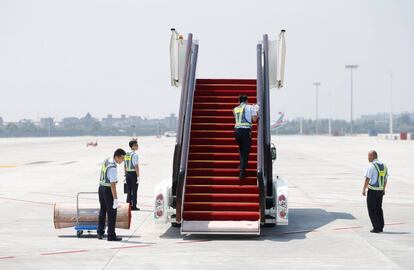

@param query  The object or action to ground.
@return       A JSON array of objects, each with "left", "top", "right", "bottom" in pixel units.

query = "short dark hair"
[
  {"left": 239, "top": 95, "right": 248, "bottom": 103},
  {"left": 129, "top": 139, "right": 138, "bottom": 148},
  {"left": 114, "top": 148, "right": 126, "bottom": 158},
  {"left": 370, "top": 150, "right": 378, "bottom": 159}
]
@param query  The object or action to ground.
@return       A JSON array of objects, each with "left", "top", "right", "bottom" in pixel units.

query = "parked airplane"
[
  {"left": 86, "top": 141, "right": 98, "bottom": 147},
  {"left": 271, "top": 112, "right": 286, "bottom": 129}
]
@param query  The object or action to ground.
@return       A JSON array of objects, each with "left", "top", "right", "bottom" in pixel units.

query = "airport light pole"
[
  {"left": 345, "top": 65, "right": 358, "bottom": 135},
  {"left": 389, "top": 71, "right": 393, "bottom": 136},
  {"left": 328, "top": 89, "right": 332, "bottom": 136},
  {"left": 313, "top": 82, "right": 321, "bottom": 134}
]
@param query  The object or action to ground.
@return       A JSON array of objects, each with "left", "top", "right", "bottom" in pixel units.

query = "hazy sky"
[{"left": 1, "top": 0, "right": 413, "bottom": 122}]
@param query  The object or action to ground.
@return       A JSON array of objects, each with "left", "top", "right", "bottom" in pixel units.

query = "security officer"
[
  {"left": 233, "top": 95, "right": 258, "bottom": 179},
  {"left": 124, "top": 139, "right": 140, "bottom": 211},
  {"left": 97, "top": 148, "right": 126, "bottom": 241},
  {"left": 362, "top": 150, "right": 389, "bottom": 233}
]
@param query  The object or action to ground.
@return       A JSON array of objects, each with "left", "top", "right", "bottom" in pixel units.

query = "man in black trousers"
[
  {"left": 124, "top": 139, "right": 140, "bottom": 211},
  {"left": 97, "top": 148, "right": 126, "bottom": 241},
  {"left": 362, "top": 150, "right": 389, "bottom": 233},
  {"left": 233, "top": 95, "right": 258, "bottom": 179}
]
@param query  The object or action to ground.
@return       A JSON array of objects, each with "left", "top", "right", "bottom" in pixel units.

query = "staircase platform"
[{"left": 181, "top": 220, "right": 260, "bottom": 235}]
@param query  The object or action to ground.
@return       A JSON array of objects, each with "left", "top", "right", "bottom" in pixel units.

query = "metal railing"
[
  {"left": 172, "top": 34, "right": 193, "bottom": 199},
  {"left": 256, "top": 43, "right": 266, "bottom": 223},
  {"left": 257, "top": 34, "right": 274, "bottom": 222},
  {"left": 172, "top": 34, "right": 199, "bottom": 222},
  {"left": 262, "top": 34, "right": 273, "bottom": 197}
]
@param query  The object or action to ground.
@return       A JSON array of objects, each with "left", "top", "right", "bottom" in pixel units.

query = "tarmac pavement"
[{"left": 0, "top": 135, "right": 412, "bottom": 269}]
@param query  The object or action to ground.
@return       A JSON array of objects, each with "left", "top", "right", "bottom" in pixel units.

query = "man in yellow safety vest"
[
  {"left": 124, "top": 139, "right": 140, "bottom": 211},
  {"left": 98, "top": 148, "right": 126, "bottom": 241},
  {"left": 362, "top": 150, "right": 389, "bottom": 233},
  {"left": 233, "top": 95, "right": 258, "bottom": 179}
]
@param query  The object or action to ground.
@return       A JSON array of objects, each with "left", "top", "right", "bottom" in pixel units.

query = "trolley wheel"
[
  {"left": 76, "top": 230, "right": 84, "bottom": 238},
  {"left": 263, "top": 223, "right": 276, "bottom": 228}
]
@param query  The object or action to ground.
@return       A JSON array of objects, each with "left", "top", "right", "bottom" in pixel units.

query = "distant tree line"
[
  {"left": 0, "top": 121, "right": 170, "bottom": 137},
  {"left": 1, "top": 112, "right": 413, "bottom": 137},
  {"left": 273, "top": 113, "right": 414, "bottom": 135},
  {"left": 0, "top": 112, "right": 177, "bottom": 138}
]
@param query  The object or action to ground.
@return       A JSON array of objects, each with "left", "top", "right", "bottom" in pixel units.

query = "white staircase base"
[{"left": 181, "top": 220, "right": 260, "bottom": 235}]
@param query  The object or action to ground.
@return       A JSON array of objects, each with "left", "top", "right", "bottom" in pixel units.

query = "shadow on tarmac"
[
  {"left": 159, "top": 208, "right": 356, "bottom": 241},
  {"left": 381, "top": 232, "right": 411, "bottom": 235},
  {"left": 58, "top": 234, "right": 142, "bottom": 239}
]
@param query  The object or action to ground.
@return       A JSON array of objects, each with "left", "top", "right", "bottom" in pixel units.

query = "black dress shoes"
[{"left": 107, "top": 236, "right": 122, "bottom": 241}]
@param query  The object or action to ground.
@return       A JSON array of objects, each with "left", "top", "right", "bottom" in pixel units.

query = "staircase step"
[
  {"left": 192, "top": 116, "right": 259, "bottom": 125},
  {"left": 188, "top": 160, "right": 256, "bottom": 169},
  {"left": 187, "top": 168, "right": 257, "bottom": 177},
  {"left": 191, "top": 123, "right": 257, "bottom": 131},
  {"left": 193, "top": 102, "right": 245, "bottom": 110},
  {"left": 195, "top": 90, "right": 257, "bottom": 97},
  {"left": 194, "top": 96, "right": 257, "bottom": 103},
  {"left": 183, "top": 211, "right": 260, "bottom": 221},
  {"left": 189, "top": 145, "right": 257, "bottom": 154},
  {"left": 184, "top": 202, "right": 260, "bottom": 211},
  {"left": 189, "top": 152, "right": 257, "bottom": 160},
  {"left": 191, "top": 130, "right": 257, "bottom": 138},
  {"left": 186, "top": 176, "right": 257, "bottom": 186},
  {"left": 192, "top": 109, "right": 239, "bottom": 117},
  {"left": 190, "top": 137, "right": 257, "bottom": 145},
  {"left": 196, "top": 79, "right": 256, "bottom": 85},
  {"left": 185, "top": 185, "right": 258, "bottom": 194},
  {"left": 191, "top": 116, "right": 235, "bottom": 124},
  {"left": 196, "top": 84, "right": 256, "bottom": 91},
  {"left": 185, "top": 193, "right": 259, "bottom": 203}
]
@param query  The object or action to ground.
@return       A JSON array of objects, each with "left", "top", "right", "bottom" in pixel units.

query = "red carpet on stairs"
[{"left": 183, "top": 78, "right": 260, "bottom": 222}]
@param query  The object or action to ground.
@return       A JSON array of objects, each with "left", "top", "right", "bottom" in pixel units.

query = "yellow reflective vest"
[
  {"left": 233, "top": 103, "right": 252, "bottom": 128},
  {"left": 368, "top": 162, "right": 388, "bottom": 191},
  {"left": 99, "top": 158, "right": 117, "bottom": 187}
]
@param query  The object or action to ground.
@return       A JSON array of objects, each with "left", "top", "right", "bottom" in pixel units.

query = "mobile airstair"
[{"left": 154, "top": 30, "right": 288, "bottom": 235}]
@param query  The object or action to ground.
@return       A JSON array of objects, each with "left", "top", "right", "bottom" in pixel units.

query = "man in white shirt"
[
  {"left": 97, "top": 148, "right": 126, "bottom": 241},
  {"left": 233, "top": 94, "right": 258, "bottom": 178},
  {"left": 362, "top": 150, "right": 389, "bottom": 233}
]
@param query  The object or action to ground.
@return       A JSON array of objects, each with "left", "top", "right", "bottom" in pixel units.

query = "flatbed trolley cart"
[{"left": 74, "top": 192, "right": 99, "bottom": 237}]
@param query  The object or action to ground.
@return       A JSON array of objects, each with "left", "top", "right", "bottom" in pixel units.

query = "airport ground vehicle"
[
  {"left": 74, "top": 192, "right": 99, "bottom": 238},
  {"left": 154, "top": 30, "right": 288, "bottom": 235}
]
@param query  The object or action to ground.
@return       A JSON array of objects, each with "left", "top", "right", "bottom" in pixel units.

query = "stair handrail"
[
  {"left": 256, "top": 43, "right": 266, "bottom": 223},
  {"left": 175, "top": 36, "right": 199, "bottom": 223},
  {"left": 262, "top": 34, "right": 273, "bottom": 197},
  {"left": 172, "top": 34, "right": 193, "bottom": 202}
]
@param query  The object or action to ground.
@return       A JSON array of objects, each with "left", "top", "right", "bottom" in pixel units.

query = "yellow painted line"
[{"left": 0, "top": 165, "right": 17, "bottom": 168}]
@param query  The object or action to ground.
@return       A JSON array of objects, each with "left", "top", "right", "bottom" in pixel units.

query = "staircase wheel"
[{"left": 171, "top": 222, "right": 181, "bottom": 227}]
